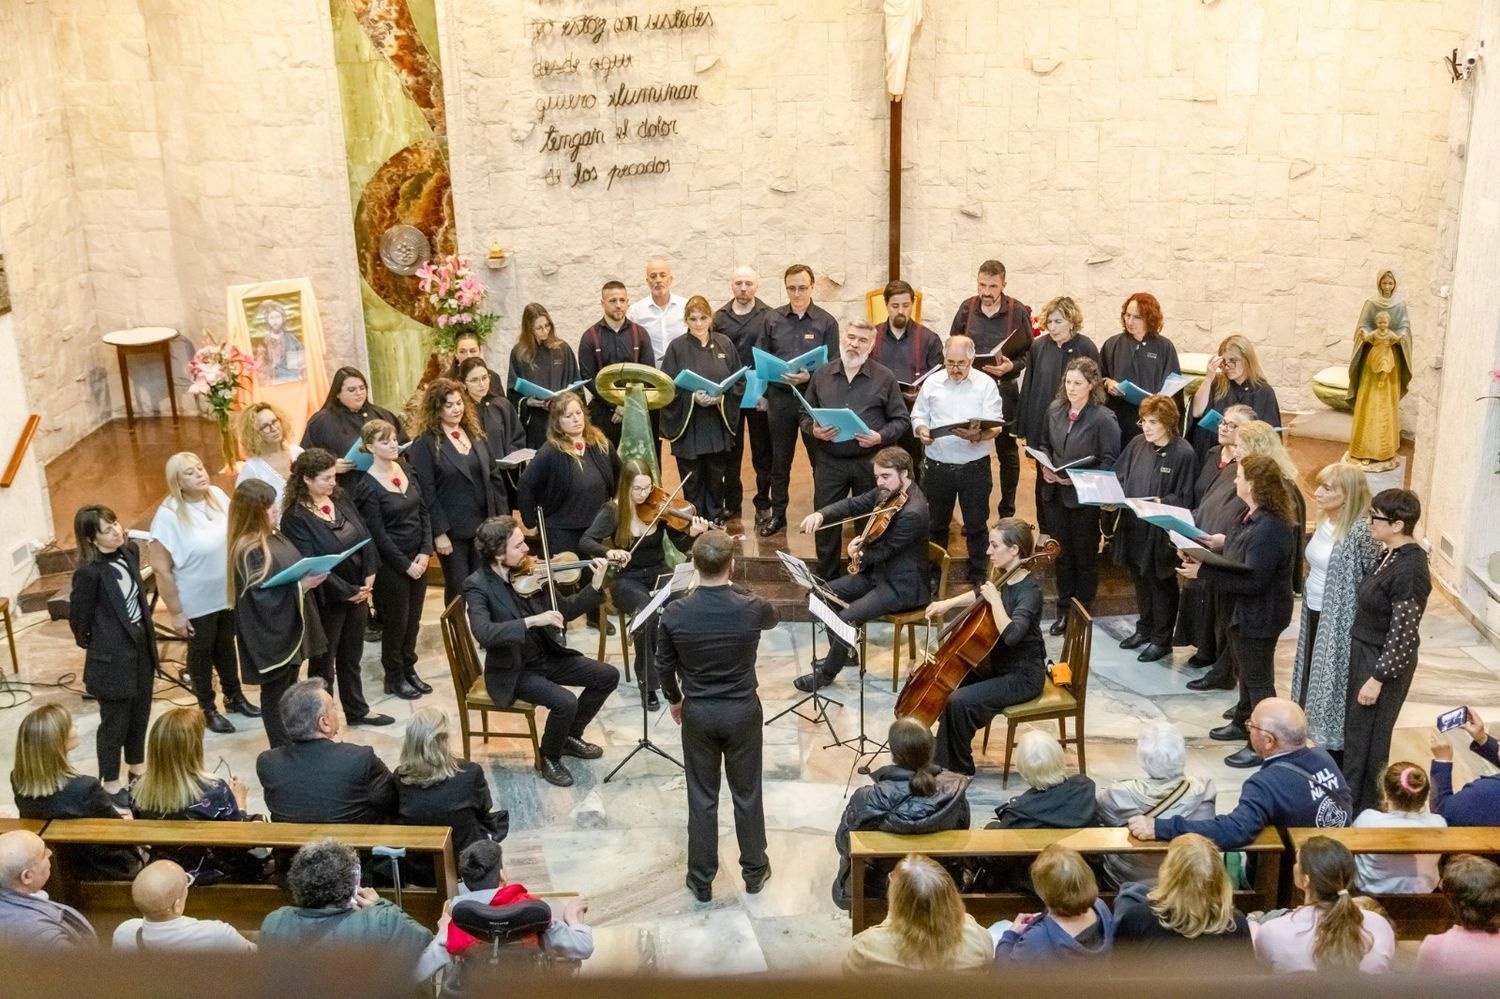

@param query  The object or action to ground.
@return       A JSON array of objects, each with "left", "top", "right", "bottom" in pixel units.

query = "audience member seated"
[
  {"left": 0, "top": 829, "right": 97, "bottom": 948},
  {"left": 832, "top": 718, "right": 971, "bottom": 911},
  {"left": 396, "top": 708, "right": 507, "bottom": 885},
  {"left": 1252, "top": 835, "right": 1394, "bottom": 974},
  {"left": 1430, "top": 708, "right": 1500, "bottom": 826},
  {"left": 843, "top": 854, "right": 993, "bottom": 973},
  {"left": 256, "top": 680, "right": 396, "bottom": 824},
  {"left": 9, "top": 703, "right": 140, "bottom": 880},
  {"left": 445, "top": 841, "right": 593, "bottom": 962},
  {"left": 1129, "top": 698, "right": 1352, "bottom": 850},
  {"left": 1351, "top": 761, "right": 1444, "bottom": 894},
  {"left": 130, "top": 707, "right": 266, "bottom": 884},
  {"left": 260, "top": 838, "right": 450, "bottom": 982},
  {"left": 1095, "top": 721, "right": 1216, "bottom": 888},
  {"left": 1112, "top": 833, "right": 1252, "bottom": 956},
  {"left": 1416, "top": 854, "right": 1500, "bottom": 973},
  {"left": 994, "top": 844, "right": 1114, "bottom": 964},
  {"left": 111, "top": 860, "right": 256, "bottom": 953},
  {"left": 988, "top": 730, "right": 1097, "bottom": 829}
]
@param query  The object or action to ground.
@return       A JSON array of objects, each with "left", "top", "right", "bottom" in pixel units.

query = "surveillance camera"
[{"left": 1465, "top": 51, "right": 1480, "bottom": 68}]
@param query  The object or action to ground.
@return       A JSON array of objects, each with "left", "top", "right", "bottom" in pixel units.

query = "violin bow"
[
  {"left": 535, "top": 507, "right": 560, "bottom": 614},
  {"left": 818, "top": 500, "right": 903, "bottom": 533},
  {"left": 626, "top": 471, "right": 693, "bottom": 560}
]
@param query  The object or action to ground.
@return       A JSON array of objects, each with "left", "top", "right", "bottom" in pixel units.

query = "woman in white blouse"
[
  {"left": 147, "top": 452, "right": 260, "bottom": 734},
  {"left": 235, "top": 402, "right": 303, "bottom": 519}
]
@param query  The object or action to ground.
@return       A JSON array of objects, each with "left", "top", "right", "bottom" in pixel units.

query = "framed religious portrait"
[
  {"left": 244, "top": 292, "right": 308, "bottom": 384},
  {"left": 225, "top": 278, "right": 330, "bottom": 444}
]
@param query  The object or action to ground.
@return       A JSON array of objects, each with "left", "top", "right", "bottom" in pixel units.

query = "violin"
[
  {"left": 511, "top": 552, "right": 591, "bottom": 597},
  {"left": 635, "top": 484, "right": 698, "bottom": 533},
  {"left": 894, "top": 538, "right": 1060, "bottom": 726},
  {"left": 848, "top": 488, "right": 908, "bottom": 575}
]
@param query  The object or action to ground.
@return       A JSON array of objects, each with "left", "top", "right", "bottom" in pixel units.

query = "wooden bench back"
[{"left": 42, "top": 819, "right": 458, "bottom": 936}]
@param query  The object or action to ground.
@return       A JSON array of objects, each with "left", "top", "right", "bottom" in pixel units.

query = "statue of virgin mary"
[{"left": 1345, "top": 269, "right": 1413, "bottom": 469}]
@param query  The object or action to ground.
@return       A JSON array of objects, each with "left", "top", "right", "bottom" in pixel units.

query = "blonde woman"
[
  {"left": 844, "top": 854, "right": 993, "bottom": 972},
  {"left": 1188, "top": 335, "right": 1282, "bottom": 462},
  {"left": 149, "top": 452, "right": 256, "bottom": 734},
  {"left": 236, "top": 402, "right": 303, "bottom": 516},
  {"left": 1113, "top": 833, "right": 1251, "bottom": 953},
  {"left": 395, "top": 708, "right": 505, "bottom": 879},
  {"left": 1290, "top": 463, "right": 1380, "bottom": 758}
]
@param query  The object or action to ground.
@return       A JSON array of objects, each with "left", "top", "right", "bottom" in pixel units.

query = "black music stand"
[
  {"left": 603, "top": 566, "right": 690, "bottom": 782},
  {"left": 764, "top": 553, "right": 843, "bottom": 746}
]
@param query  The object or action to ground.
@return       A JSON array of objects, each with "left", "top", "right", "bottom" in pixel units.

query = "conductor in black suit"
[
  {"left": 463, "top": 515, "right": 620, "bottom": 787},
  {"left": 793, "top": 447, "right": 931, "bottom": 691},
  {"left": 658, "top": 530, "right": 778, "bottom": 903},
  {"left": 255, "top": 680, "right": 397, "bottom": 824}
]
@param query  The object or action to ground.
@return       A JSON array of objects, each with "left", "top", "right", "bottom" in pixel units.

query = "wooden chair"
[
  {"left": 440, "top": 597, "right": 542, "bottom": 765},
  {"left": 0, "top": 596, "right": 17, "bottom": 673},
  {"left": 595, "top": 591, "right": 632, "bottom": 681},
  {"left": 861, "top": 543, "right": 951, "bottom": 691},
  {"left": 981, "top": 598, "right": 1093, "bottom": 784},
  {"left": 864, "top": 288, "right": 924, "bottom": 326}
]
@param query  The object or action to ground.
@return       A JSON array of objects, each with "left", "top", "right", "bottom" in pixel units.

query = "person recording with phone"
[{"left": 1429, "top": 707, "right": 1500, "bottom": 826}]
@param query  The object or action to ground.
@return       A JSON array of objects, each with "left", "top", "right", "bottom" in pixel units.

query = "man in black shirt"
[
  {"left": 659, "top": 531, "right": 778, "bottom": 903},
  {"left": 578, "top": 279, "right": 658, "bottom": 453},
  {"left": 872, "top": 279, "right": 943, "bottom": 478},
  {"left": 713, "top": 267, "right": 774, "bottom": 527},
  {"left": 255, "top": 680, "right": 397, "bottom": 824},
  {"left": 755, "top": 264, "right": 840, "bottom": 536},
  {"left": 800, "top": 319, "right": 912, "bottom": 581},
  {"left": 949, "top": 259, "right": 1033, "bottom": 519}
]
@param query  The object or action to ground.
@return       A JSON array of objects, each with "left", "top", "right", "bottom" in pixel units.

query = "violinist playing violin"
[
  {"left": 923, "top": 519, "right": 1047, "bottom": 775},
  {"left": 580, "top": 460, "right": 710, "bottom": 710},
  {"left": 463, "top": 515, "right": 620, "bottom": 788},
  {"left": 793, "top": 447, "right": 930, "bottom": 692}
]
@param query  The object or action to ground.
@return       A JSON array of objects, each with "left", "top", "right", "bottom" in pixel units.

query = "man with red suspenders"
[
  {"left": 578, "top": 279, "right": 660, "bottom": 456},
  {"left": 949, "top": 259, "right": 1033, "bottom": 519},
  {"left": 871, "top": 279, "right": 943, "bottom": 479}
]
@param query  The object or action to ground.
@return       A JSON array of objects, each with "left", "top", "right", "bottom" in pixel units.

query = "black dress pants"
[
  {"left": 256, "top": 663, "right": 301, "bottom": 750},
  {"left": 1129, "top": 568, "right": 1179, "bottom": 647},
  {"left": 995, "top": 428, "right": 1020, "bottom": 518},
  {"left": 676, "top": 450, "right": 730, "bottom": 524},
  {"left": 512, "top": 654, "right": 620, "bottom": 760},
  {"left": 97, "top": 661, "right": 153, "bottom": 782},
  {"left": 1049, "top": 501, "right": 1102, "bottom": 611},
  {"left": 438, "top": 535, "right": 482, "bottom": 607},
  {"left": 682, "top": 696, "right": 768, "bottom": 893},
  {"left": 610, "top": 574, "right": 657, "bottom": 693},
  {"left": 1342, "top": 639, "right": 1415, "bottom": 813},
  {"left": 766, "top": 391, "right": 806, "bottom": 518},
  {"left": 1229, "top": 625, "right": 1279, "bottom": 727},
  {"left": 934, "top": 667, "right": 1046, "bottom": 775},
  {"left": 309, "top": 599, "right": 371, "bottom": 721},
  {"left": 812, "top": 454, "right": 875, "bottom": 581},
  {"left": 820, "top": 573, "right": 909, "bottom": 677},
  {"left": 924, "top": 456, "right": 992, "bottom": 583},
  {"left": 186, "top": 609, "right": 243, "bottom": 713},
  {"left": 372, "top": 564, "right": 426, "bottom": 686},
  {"left": 724, "top": 409, "right": 771, "bottom": 518}
]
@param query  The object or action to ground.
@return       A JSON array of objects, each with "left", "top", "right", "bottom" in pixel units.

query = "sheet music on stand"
[
  {"left": 809, "top": 594, "right": 857, "bottom": 646},
  {"left": 628, "top": 562, "right": 697, "bottom": 634},
  {"left": 774, "top": 550, "right": 848, "bottom": 608}
]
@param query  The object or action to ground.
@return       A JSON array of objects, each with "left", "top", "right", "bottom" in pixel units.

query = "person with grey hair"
[
  {"left": 261, "top": 838, "right": 450, "bottom": 981},
  {"left": 0, "top": 829, "right": 96, "bottom": 948},
  {"left": 255, "top": 680, "right": 396, "bottom": 825},
  {"left": 713, "top": 266, "right": 774, "bottom": 525},
  {"left": 989, "top": 729, "right": 1096, "bottom": 829},
  {"left": 1129, "top": 698, "right": 1352, "bottom": 850},
  {"left": 1095, "top": 721, "right": 1217, "bottom": 886}
]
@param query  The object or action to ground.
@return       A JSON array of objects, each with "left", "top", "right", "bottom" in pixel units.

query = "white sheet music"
[
  {"left": 628, "top": 563, "right": 697, "bottom": 634},
  {"left": 809, "top": 594, "right": 857, "bottom": 646},
  {"left": 1066, "top": 469, "right": 1127, "bottom": 505},
  {"left": 1024, "top": 446, "right": 1094, "bottom": 474}
]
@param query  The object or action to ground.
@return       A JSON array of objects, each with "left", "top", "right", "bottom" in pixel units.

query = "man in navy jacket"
[
  {"left": 1128, "top": 698, "right": 1351, "bottom": 850},
  {"left": 1431, "top": 708, "right": 1500, "bottom": 826}
]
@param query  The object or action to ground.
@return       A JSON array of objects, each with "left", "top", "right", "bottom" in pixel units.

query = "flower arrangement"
[
  {"left": 415, "top": 254, "right": 498, "bottom": 354},
  {"left": 187, "top": 332, "right": 254, "bottom": 468}
]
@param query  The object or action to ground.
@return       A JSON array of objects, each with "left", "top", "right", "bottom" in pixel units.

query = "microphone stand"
[{"left": 604, "top": 568, "right": 685, "bottom": 782}]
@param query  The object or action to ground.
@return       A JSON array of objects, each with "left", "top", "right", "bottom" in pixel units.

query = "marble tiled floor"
[{"left": 0, "top": 590, "right": 1495, "bottom": 974}]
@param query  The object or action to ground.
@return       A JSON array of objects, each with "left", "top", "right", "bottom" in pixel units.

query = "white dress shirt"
[
  {"left": 113, "top": 914, "right": 257, "bottom": 952},
  {"left": 628, "top": 294, "right": 687, "bottom": 361},
  {"left": 910, "top": 369, "right": 1004, "bottom": 464}
]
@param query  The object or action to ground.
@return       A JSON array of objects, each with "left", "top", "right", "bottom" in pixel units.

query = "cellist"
[
  {"left": 793, "top": 447, "right": 931, "bottom": 692},
  {"left": 923, "top": 519, "right": 1047, "bottom": 775}
]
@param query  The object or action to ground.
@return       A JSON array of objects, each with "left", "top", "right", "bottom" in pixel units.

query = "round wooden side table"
[{"left": 102, "top": 326, "right": 180, "bottom": 428}]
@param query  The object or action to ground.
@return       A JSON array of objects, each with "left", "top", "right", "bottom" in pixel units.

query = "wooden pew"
[
  {"left": 848, "top": 826, "right": 1285, "bottom": 933},
  {"left": 1286, "top": 826, "right": 1500, "bottom": 940},
  {"left": 42, "top": 819, "right": 458, "bottom": 937},
  {"left": 0, "top": 818, "right": 48, "bottom": 835}
]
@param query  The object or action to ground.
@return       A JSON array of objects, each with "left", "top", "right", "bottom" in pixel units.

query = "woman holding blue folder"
[
  {"left": 659, "top": 295, "right": 744, "bottom": 524},
  {"left": 301, "top": 366, "right": 406, "bottom": 494},
  {"left": 506, "top": 303, "right": 580, "bottom": 450},
  {"left": 1187, "top": 336, "right": 1281, "bottom": 464},
  {"left": 1099, "top": 293, "right": 1180, "bottom": 444}
]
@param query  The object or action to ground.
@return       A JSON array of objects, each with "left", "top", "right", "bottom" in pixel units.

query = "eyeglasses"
[
  {"left": 257, "top": 417, "right": 281, "bottom": 432},
  {"left": 1368, "top": 513, "right": 1395, "bottom": 523}
]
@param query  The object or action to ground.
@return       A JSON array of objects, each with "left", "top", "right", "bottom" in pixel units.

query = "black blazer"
[
  {"left": 462, "top": 565, "right": 603, "bottom": 707},
  {"left": 255, "top": 738, "right": 397, "bottom": 824},
  {"left": 280, "top": 497, "right": 377, "bottom": 608},
  {"left": 1198, "top": 508, "right": 1296, "bottom": 639},
  {"left": 820, "top": 485, "right": 931, "bottom": 611},
  {"left": 409, "top": 433, "right": 500, "bottom": 542},
  {"left": 396, "top": 761, "right": 502, "bottom": 859},
  {"left": 1038, "top": 401, "right": 1122, "bottom": 510},
  {"left": 68, "top": 545, "right": 157, "bottom": 700}
]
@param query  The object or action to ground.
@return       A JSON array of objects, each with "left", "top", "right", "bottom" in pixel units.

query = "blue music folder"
[
  {"left": 512, "top": 377, "right": 589, "bottom": 401},
  {"left": 673, "top": 365, "right": 747, "bottom": 397},
  {"left": 1197, "top": 409, "right": 1222, "bottom": 432},
  {"left": 792, "top": 389, "right": 873, "bottom": 443},
  {"left": 752, "top": 345, "right": 828, "bottom": 386},
  {"left": 343, "top": 439, "right": 411, "bottom": 473},
  {"left": 261, "top": 539, "right": 369, "bottom": 588},
  {"left": 740, "top": 369, "right": 768, "bottom": 409}
]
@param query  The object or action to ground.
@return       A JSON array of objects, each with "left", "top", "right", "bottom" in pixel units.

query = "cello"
[{"left": 893, "top": 538, "right": 1060, "bottom": 726}]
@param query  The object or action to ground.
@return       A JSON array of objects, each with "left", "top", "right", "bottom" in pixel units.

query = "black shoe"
[
  {"left": 108, "top": 787, "right": 132, "bottom": 810},
  {"left": 364, "top": 623, "right": 383, "bottom": 643},
  {"left": 1222, "top": 707, "right": 1236, "bottom": 719},
  {"left": 1119, "top": 632, "right": 1147, "bottom": 650},
  {"left": 758, "top": 516, "right": 785, "bottom": 537},
  {"left": 203, "top": 709, "right": 235, "bottom": 734},
  {"left": 225, "top": 694, "right": 261, "bottom": 717},
  {"left": 1137, "top": 643, "right": 1172, "bottom": 663},
  {"left": 754, "top": 508, "right": 772, "bottom": 526},
  {"left": 646, "top": 690, "right": 661, "bottom": 711},
  {"left": 348, "top": 712, "right": 395, "bottom": 726},
  {"left": 1224, "top": 747, "right": 1264, "bottom": 769},
  {"left": 405, "top": 672, "right": 433, "bottom": 695},
  {"left": 1187, "top": 674, "right": 1235, "bottom": 691},
  {"left": 686, "top": 876, "right": 711, "bottom": 903},
  {"left": 1049, "top": 618, "right": 1067, "bottom": 636},
  {"left": 793, "top": 671, "right": 834, "bottom": 693},
  {"left": 811, "top": 656, "right": 829, "bottom": 673},
  {"left": 384, "top": 680, "right": 422, "bottom": 701},
  {"left": 562, "top": 736, "right": 603, "bottom": 760},
  {"left": 1209, "top": 722, "right": 1249, "bottom": 742},
  {"left": 538, "top": 757, "right": 574, "bottom": 787},
  {"left": 744, "top": 863, "right": 772, "bottom": 894},
  {"left": 1186, "top": 654, "right": 1215, "bottom": 668}
]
